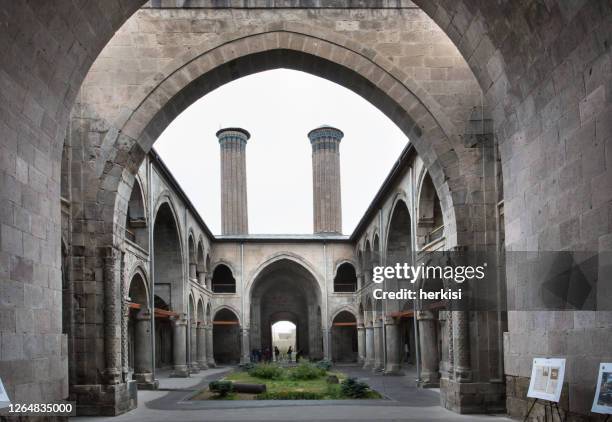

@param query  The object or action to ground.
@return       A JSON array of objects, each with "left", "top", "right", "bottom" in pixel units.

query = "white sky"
[
  {"left": 155, "top": 69, "right": 407, "bottom": 235},
  {"left": 272, "top": 320, "right": 296, "bottom": 334}
]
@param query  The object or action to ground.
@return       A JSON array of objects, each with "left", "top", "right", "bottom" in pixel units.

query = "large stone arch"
[
  {"left": 97, "top": 26, "right": 475, "bottom": 251},
  {"left": 249, "top": 257, "right": 323, "bottom": 360}
]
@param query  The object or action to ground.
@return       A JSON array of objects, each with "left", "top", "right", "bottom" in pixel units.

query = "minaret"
[
  {"left": 308, "top": 125, "right": 344, "bottom": 234},
  {"left": 217, "top": 127, "right": 250, "bottom": 235}
]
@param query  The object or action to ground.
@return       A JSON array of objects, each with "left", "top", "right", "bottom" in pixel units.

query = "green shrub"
[
  {"left": 257, "top": 391, "right": 324, "bottom": 400},
  {"left": 289, "top": 362, "right": 326, "bottom": 380},
  {"left": 248, "top": 363, "right": 285, "bottom": 380},
  {"left": 209, "top": 380, "right": 233, "bottom": 397},
  {"left": 315, "top": 359, "right": 332, "bottom": 371},
  {"left": 325, "top": 383, "right": 342, "bottom": 399},
  {"left": 340, "top": 377, "right": 370, "bottom": 398}
]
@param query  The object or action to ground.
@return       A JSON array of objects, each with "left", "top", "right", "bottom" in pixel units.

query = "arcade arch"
[{"left": 249, "top": 259, "right": 323, "bottom": 360}]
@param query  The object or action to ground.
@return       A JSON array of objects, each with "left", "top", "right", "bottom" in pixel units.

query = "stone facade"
[{"left": 0, "top": 1, "right": 611, "bottom": 421}]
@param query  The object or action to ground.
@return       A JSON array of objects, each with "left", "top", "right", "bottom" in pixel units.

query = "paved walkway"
[{"left": 74, "top": 365, "right": 513, "bottom": 422}]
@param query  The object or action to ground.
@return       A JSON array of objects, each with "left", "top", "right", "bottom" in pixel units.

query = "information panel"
[
  {"left": 527, "top": 358, "right": 566, "bottom": 402},
  {"left": 592, "top": 363, "right": 612, "bottom": 415}
]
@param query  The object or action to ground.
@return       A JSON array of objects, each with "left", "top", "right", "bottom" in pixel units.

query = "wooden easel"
[{"left": 523, "top": 398, "right": 565, "bottom": 422}]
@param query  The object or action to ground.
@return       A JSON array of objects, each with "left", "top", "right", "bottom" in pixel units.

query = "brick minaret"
[
  {"left": 308, "top": 125, "right": 344, "bottom": 234},
  {"left": 217, "top": 127, "right": 250, "bottom": 235}
]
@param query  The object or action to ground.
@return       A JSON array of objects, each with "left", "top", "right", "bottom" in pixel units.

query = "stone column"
[
  {"left": 133, "top": 309, "right": 158, "bottom": 388},
  {"left": 372, "top": 320, "right": 384, "bottom": 371},
  {"left": 452, "top": 311, "right": 471, "bottom": 382},
  {"left": 241, "top": 327, "right": 250, "bottom": 363},
  {"left": 189, "top": 263, "right": 197, "bottom": 280},
  {"left": 103, "top": 247, "right": 122, "bottom": 384},
  {"left": 197, "top": 323, "right": 208, "bottom": 370},
  {"left": 384, "top": 317, "right": 401, "bottom": 374},
  {"left": 206, "top": 324, "right": 215, "bottom": 367},
  {"left": 190, "top": 322, "right": 199, "bottom": 373},
  {"left": 418, "top": 310, "right": 440, "bottom": 387},
  {"left": 438, "top": 311, "right": 451, "bottom": 379},
  {"left": 322, "top": 328, "right": 331, "bottom": 361},
  {"left": 171, "top": 316, "right": 189, "bottom": 377},
  {"left": 357, "top": 323, "right": 366, "bottom": 364},
  {"left": 364, "top": 322, "right": 375, "bottom": 368},
  {"left": 217, "top": 127, "right": 250, "bottom": 235},
  {"left": 308, "top": 126, "right": 344, "bottom": 234},
  {"left": 197, "top": 271, "right": 206, "bottom": 286}
]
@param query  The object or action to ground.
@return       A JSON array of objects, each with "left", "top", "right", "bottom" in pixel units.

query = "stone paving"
[{"left": 74, "top": 365, "right": 513, "bottom": 421}]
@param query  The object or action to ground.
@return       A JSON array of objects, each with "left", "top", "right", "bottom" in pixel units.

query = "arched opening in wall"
[
  {"left": 188, "top": 235, "right": 196, "bottom": 280},
  {"left": 417, "top": 173, "right": 443, "bottom": 248},
  {"left": 126, "top": 179, "right": 148, "bottom": 250},
  {"left": 271, "top": 320, "right": 296, "bottom": 362},
  {"left": 250, "top": 259, "right": 322, "bottom": 360},
  {"left": 212, "top": 308, "right": 241, "bottom": 364},
  {"left": 196, "top": 242, "right": 205, "bottom": 286},
  {"left": 398, "top": 301, "right": 416, "bottom": 367},
  {"left": 387, "top": 200, "right": 412, "bottom": 266},
  {"left": 127, "top": 273, "right": 151, "bottom": 384},
  {"left": 364, "top": 241, "right": 373, "bottom": 286},
  {"left": 334, "top": 263, "right": 357, "bottom": 293},
  {"left": 211, "top": 264, "right": 235, "bottom": 293},
  {"left": 154, "top": 295, "right": 173, "bottom": 369},
  {"left": 372, "top": 235, "right": 380, "bottom": 268},
  {"left": 331, "top": 311, "right": 358, "bottom": 363},
  {"left": 153, "top": 203, "right": 183, "bottom": 310}
]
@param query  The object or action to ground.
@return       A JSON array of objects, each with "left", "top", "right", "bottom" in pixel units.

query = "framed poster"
[
  {"left": 527, "top": 358, "right": 566, "bottom": 402},
  {"left": 592, "top": 363, "right": 612, "bottom": 414}
]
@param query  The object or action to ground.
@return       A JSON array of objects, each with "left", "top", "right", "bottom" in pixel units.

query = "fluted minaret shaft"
[
  {"left": 309, "top": 126, "right": 344, "bottom": 234},
  {"left": 217, "top": 128, "right": 250, "bottom": 235}
]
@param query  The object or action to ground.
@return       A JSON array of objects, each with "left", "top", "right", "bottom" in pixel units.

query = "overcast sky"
[{"left": 155, "top": 69, "right": 407, "bottom": 235}]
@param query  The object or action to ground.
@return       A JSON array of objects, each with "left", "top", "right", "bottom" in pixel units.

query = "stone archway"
[
  {"left": 249, "top": 258, "right": 322, "bottom": 360},
  {"left": 331, "top": 310, "right": 358, "bottom": 363},
  {"left": 212, "top": 308, "right": 241, "bottom": 365}
]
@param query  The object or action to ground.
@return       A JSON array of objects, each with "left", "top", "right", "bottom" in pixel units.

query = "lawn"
[{"left": 191, "top": 363, "right": 382, "bottom": 400}]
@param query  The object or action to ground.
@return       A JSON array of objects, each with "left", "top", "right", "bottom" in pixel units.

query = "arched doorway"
[
  {"left": 152, "top": 202, "right": 185, "bottom": 375},
  {"left": 331, "top": 311, "right": 358, "bottom": 363},
  {"left": 154, "top": 295, "right": 173, "bottom": 369},
  {"left": 386, "top": 199, "right": 414, "bottom": 374},
  {"left": 212, "top": 308, "right": 241, "bottom": 364},
  {"left": 127, "top": 273, "right": 155, "bottom": 387},
  {"left": 250, "top": 259, "right": 322, "bottom": 360},
  {"left": 333, "top": 263, "right": 357, "bottom": 293},
  {"left": 271, "top": 321, "right": 296, "bottom": 362}
]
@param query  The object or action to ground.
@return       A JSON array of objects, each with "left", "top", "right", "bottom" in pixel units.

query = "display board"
[
  {"left": 592, "top": 363, "right": 612, "bottom": 414},
  {"left": 527, "top": 358, "right": 566, "bottom": 402}
]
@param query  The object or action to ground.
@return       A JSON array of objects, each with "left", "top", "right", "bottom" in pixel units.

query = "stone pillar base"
[
  {"left": 198, "top": 361, "right": 209, "bottom": 370},
  {"left": 440, "top": 377, "right": 506, "bottom": 414},
  {"left": 136, "top": 379, "right": 160, "bottom": 390},
  {"left": 170, "top": 365, "right": 190, "bottom": 378},
  {"left": 133, "top": 372, "right": 159, "bottom": 390},
  {"left": 207, "top": 360, "right": 216, "bottom": 368},
  {"left": 384, "top": 364, "right": 403, "bottom": 375},
  {"left": 362, "top": 360, "right": 373, "bottom": 369},
  {"left": 189, "top": 364, "right": 200, "bottom": 374},
  {"left": 71, "top": 381, "right": 137, "bottom": 416}
]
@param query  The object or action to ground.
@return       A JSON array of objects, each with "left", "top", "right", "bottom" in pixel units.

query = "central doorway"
[
  {"left": 250, "top": 258, "right": 322, "bottom": 360},
  {"left": 271, "top": 321, "right": 296, "bottom": 362}
]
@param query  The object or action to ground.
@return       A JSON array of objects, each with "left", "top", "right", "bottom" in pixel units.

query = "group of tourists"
[{"left": 251, "top": 346, "right": 299, "bottom": 363}]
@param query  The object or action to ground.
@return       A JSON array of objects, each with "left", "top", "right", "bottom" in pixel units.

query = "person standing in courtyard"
[
  {"left": 274, "top": 346, "right": 280, "bottom": 362},
  {"left": 287, "top": 346, "right": 293, "bottom": 362}
]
